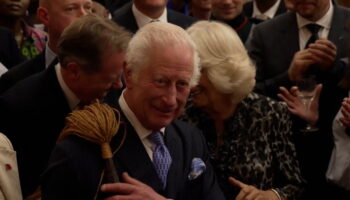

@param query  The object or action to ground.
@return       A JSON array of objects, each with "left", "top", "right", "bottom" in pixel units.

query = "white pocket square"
[{"left": 188, "top": 157, "right": 206, "bottom": 180}]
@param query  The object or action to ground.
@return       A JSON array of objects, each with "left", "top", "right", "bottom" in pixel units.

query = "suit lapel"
[
  {"left": 275, "top": 1, "right": 287, "bottom": 16},
  {"left": 328, "top": 6, "right": 348, "bottom": 59},
  {"left": 109, "top": 110, "right": 164, "bottom": 191},
  {"left": 163, "top": 123, "right": 184, "bottom": 197},
  {"left": 280, "top": 13, "right": 300, "bottom": 66}
]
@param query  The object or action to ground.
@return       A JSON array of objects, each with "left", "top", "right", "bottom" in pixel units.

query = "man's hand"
[
  {"left": 288, "top": 39, "right": 337, "bottom": 82},
  {"left": 307, "top": 38, "right": 337, "bottom": 70},
  {"left": 339, "top": 97, "right": 350, "bottom": 127},
  {"left": 101, "top": 173, "right": 167, "bottom": 200},
  {"left": 278, "top": 84, "right": 322, "bottom": 125},
  {"left": 288, "top": 50, "right": 315, "bottom": 82},
  {"left": 228, "top": 177, "right": 280, "bottom": 200}
]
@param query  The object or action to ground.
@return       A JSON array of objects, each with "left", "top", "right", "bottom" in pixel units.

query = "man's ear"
[
  {"left": 66, "top": 62, "right": 81, "bottom": 80},
  {"left": 123, "top": 62, "right": 133, "bottom": 88},
  {"left": 37, "top": 7, "right": 49, "bottom": 26}
]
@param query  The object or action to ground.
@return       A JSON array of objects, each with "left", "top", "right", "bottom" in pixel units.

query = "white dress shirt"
[
  {"left": 118, "top": 91, "right": 165, "bottom": 161},
  {"left": 0, "top": 62, "right": 8, "bottom": 77},
  {"left": 132, "top": 3, "right": 168, "bottom": 29},
  {"left": 55, "top": 64, "right": 80, "bottom": 111},
  {"left": 252, "top": 0, "right": 281, "bottom": 19},
  {"left": 45, "top": 43, "right": 57, "bottom": 69},
  {"left": 297, "top": 1, "right": 333, "bottom": 50}
]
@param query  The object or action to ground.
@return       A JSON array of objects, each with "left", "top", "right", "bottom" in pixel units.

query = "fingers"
[
  {"left": 277, "top": 86, "right": 299, "bottom": 112},
  {"left": 101, "top": 182, "right": 134, "bottom": 194},
  {"left": 122, "top": 172, "right": 145, "bottom": 187},
  {"left": 288, "top": 50, "right": 315, "bottom": 82},
  {"left": 235, "top": 185, "right": 257, "bottom": 200},
  {"left": 228, "top": 177, "right": 248, "bottom": 189},
  {"left": 308, "top": 39, "right": 337, "bottom": 69},
  {"left": 312, "top": 84, "right": 323, "bottom": 102}
]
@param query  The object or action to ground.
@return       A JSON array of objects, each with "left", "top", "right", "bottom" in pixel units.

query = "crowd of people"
[{"left": 0, "top": 0, "right": 350, "bottom": 200}]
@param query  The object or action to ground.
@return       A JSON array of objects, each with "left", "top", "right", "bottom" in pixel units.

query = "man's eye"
[
  {"left": 177, "top": 81, "right": 189, "bottom": 88},
  {"left": 155, "top": 79, "right": 167, "bottom": 86},
  {"left": 65, "top": 7, "right": 76, "bottom": 11}
]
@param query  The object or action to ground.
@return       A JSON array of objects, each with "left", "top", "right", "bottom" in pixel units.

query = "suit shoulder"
[
  {"left": 0, "top": 70, "right": 46, "bottom": 107},
  {"left": 171, "top": 120, "right": 204, "bottom": 140},
  {"left": 167, "top": 9, "right": 197, "bottom": 29},
  {"left": 255, "top": 12, "right": 294, "bottom": 31},
  {"left": 0, "top": 53, "right": 45, "bottom": 93},
  {"left": 112, "top": 2, "right": 132, "bottom": 20}
]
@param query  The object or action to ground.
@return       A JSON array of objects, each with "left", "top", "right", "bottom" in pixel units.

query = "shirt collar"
[
  {"left": 297, "top": 0, "right": 333, "bottom": 29},
  {"left": 45, "top": 43, "right": 57, "bottom": 69},
  {"left": 118, "top": 91, "right": 165, "bottom": 140},
  {"left": 252, "top": 0, "right": 281, "bottom": 19},
  {"left": 132, "top": 3, "right": 168, "bottom": 29},
  {"left": 55, "top": 63, "right": 80, "bottom": 111}
]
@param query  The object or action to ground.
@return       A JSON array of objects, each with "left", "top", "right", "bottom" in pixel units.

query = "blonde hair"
[
  {"left": 126, "top": 22, "right": 200, "bottom": 87},
  {"left": 187, "top": 20, "right": 256, "bottom": 103}
]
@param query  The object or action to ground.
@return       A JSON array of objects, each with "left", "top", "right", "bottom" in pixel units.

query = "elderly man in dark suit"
[
  {"left": 112, "top": 0, "right": 196, "bottom": 34},
  {"left": 0, "top": 15, "right": 131, "bottom": 198},
  {"left": 247, "top": 0, "right": 350, "bottom": 199},
  {"left": 41, "top": 22, "right": 225, "bottom": 200},
  {"left": 0, "top": 0, "right": 93, "bottom": 94}
]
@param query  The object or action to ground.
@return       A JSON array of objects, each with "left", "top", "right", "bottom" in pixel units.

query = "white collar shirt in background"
[
  {"left": 297, "top": 0, "right": 333, "bottom": 50},
  {"left": 0, "top": 62, "right": 8, "bottom": 77},
  {"left": 252, "top": 0, "right": 281, "bottom": 19},
  {"left": 132, "top": 3, "right": 168, "bottom": 29}
]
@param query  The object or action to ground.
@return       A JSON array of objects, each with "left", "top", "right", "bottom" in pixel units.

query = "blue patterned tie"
[{"left": 149, "top": 131, "right": 172, "bottom": 189}]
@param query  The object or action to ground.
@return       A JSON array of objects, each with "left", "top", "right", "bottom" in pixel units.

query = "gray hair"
[
  {"left": 58, "top": 15, "right": 131, "bottom": 73},
  {"left": 126, "top": 22, "right": 200, "bottom": 87},
  {"left": 187, "top": 20, "right": 256, "bottom": 103}
]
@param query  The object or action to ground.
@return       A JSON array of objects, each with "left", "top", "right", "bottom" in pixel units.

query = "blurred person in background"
[{"left": 0, "top": 0, "right": 46, "bottom": 59}]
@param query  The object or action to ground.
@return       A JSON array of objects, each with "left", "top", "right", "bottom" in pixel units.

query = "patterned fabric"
[
  {"left": 149, "top": 131, "right": 172, "bottom": 189},
  {"left": 20, "top": 20, "right": 47, "bottom": 59},
  {"left": 181, "top": 92, "right": 305, "bottom": 200}
]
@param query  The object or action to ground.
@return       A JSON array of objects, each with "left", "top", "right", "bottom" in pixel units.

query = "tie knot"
[
  {"left": 305, "top": 23, "right": 322, "bottom": 35},
  {"left": 255, "top": 14, "right": 270, "bottom": 21},
  {"left": 150, "top": 19, "right": 160, "bottom": 23},
  {"left": 149, "top": 132, "right": 165, "bottom": 146}
]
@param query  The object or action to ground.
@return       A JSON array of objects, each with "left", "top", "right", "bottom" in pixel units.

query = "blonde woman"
[
  {"left": 183, "top": 21, "right": 304, "bottom": 200},
  {"left": 0, "top": 133, "right": 22, "bottom": 200}
]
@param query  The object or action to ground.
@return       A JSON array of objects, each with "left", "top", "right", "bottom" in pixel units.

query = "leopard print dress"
[{"left": 181, "top": 92, "right": 305, "bottom": 200}]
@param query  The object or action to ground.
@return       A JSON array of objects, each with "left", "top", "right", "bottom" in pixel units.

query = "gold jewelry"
[{"left": 270, "top": 189, "right": 282, "bottom": 200}]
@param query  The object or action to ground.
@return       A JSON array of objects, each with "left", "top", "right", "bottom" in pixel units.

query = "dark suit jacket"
[
  {"left": 247, "top": 5, "right": 350, "bottom": 97},
  {"left": 0, "top": 63, "right": 122, "bottom": 197},
  {"left": 0, "top": 27, "right": 26, "bottom": 69},
  {"left": 41, "top": 107, "right": 225, "bottom": 200},
  {"left": 112, "top": 2, "right": 197, "bottom": 33},
  {"left": 0, "top": 52, "right": 45, "bottom": 94},
  {"left": 0, "top": 65, "right": 70, "bottom": 197},
  {"left": 243, "top": 1, "right": 287, "bottom": 18}
]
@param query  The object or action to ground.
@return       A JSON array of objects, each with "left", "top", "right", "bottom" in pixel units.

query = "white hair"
[
  {"left": 126, "top": 22, "right": 200, "bottom": 87},
  {"left": 187, "top": 20, "right": 256, "bottom": 103}
]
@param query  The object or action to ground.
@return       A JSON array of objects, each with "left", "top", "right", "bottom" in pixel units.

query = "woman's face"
[
  {"left": 0, "top": 0, "right": 30, "bottom": 17},
  {"left": 191, "top": 73, "right": 234, "bottom": 119}
]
